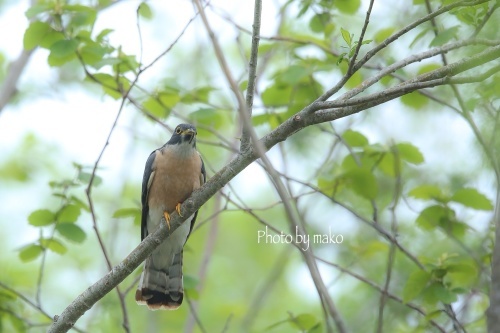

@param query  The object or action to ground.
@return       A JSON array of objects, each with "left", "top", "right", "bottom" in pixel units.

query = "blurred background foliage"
[{"left": 0, "top": 0, "right": 499, "bottom": 332}]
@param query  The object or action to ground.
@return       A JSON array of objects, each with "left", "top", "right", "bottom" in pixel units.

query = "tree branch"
[
  {"left": 240, "top": 0, "right": 262, "bottom": 152},
  {"left": 47, "top": 7, "right": 500, "bottom": 331}
]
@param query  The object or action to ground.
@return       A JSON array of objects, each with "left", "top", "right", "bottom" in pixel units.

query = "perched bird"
[{"left": 135, "top": 123, "right": 206, "bottom": 310}]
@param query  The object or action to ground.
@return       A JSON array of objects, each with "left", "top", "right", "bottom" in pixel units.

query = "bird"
[{"left": 135, "top": 123, "right": 206, "bottom": 310}]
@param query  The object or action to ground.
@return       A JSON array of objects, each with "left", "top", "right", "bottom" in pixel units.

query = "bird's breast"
[{"left": 148, "top": 149, "right": 202, "bottom": 213}]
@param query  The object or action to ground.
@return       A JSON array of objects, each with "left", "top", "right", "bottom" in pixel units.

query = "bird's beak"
[
  {"left": 182, "top": 128, "right": 196, "bottom": 136},
  {"left": 181, "top": 128, "right": 196, "bottom": 144}
]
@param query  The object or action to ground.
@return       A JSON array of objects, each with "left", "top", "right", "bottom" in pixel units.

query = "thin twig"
[
  {"left": 376, "top": 145, "right": 402, "bottom": 333},
  {"left": 185, "top": 297, "right": 208, "bottom": 333},
  {"left": 193, "top": 0, "right": 247, "bottom": 118},
  {"left": 347, "top": 0, "right": 375, "bottom": 76}
]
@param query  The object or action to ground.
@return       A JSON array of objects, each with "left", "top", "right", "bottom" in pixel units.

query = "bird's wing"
[{"left": 141, "top": 150, "right": 157, "bottom": 240}]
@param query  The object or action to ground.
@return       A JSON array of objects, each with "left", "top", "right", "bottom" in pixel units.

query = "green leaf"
[
  {"left": 403, "top": 270, "right": 431, "bottom": 303},
  {"left": 423, "top": 282, "right": 457, "bottom": 305},
  {"left": 340, "top": 27, "right": 352, "bottom": 46},
  {"left": 78, "top": 170, "right": 102, "bottom": 186},
  {"left": 189, "top": 108, "right": 225, "bottom": 128},
  {"left": 343, "top": 166, "right": 378, "bottom": 200},
  {"left": 23, "top": 21, "right": 51, "bottom": 50},
  {"left": 70, "top": 195, "right": 90, "bottom": 212},
  {"left": 309, "top": 13, "right": 330, "bottom": 33},
  {"left": 48, "top": 39, "right": 79, "bottom": 66},
  {"left": 444, "top": 261, "right": 478, "bottom": 289},
  {"left": 416, "top": 205, "right": 453, "bottom": 230},
  {"left": 138, "top": 2, "right": 153, "bottom": 19},
  {"left": 96, "top": 28, "right": 114, "bottom": 42},
  {"left": 41, "top": 238, "right": 67, "bottom": 254},
  {"left": 90, "top": 73, "right": 125, "bottom": 99},
  {"left": 113, "top": 208, "right": 141, "bottom": 219},
  {"left": 429, "top": 26, "right": 459, "bottom": 47},
  {"left": 377, "top": 153, "right": 398, "bottom": 177},
  {"left": 417, "top": 63, "right": 441, "bottom": 75},
  {"left": 276, "top": 65, "right": 311, "bottom": 86},
  {"left": 373, "top": 27, "right": 395, "bottom": 44},
  {"left": 25, "top": 4, "right": 53, "bottom": 19},
  {"left": 410, "top": 27, "right": 432, "bottom": 48},
  {"left": 49, "top": 39, "right": 79, "bottom": 58},
  {"left": 57, "top": 204, "right": 81, "bottom": 223},
  {"left": 342, "top": 130, "right": 368, "bottom": 147},
  {"left": 335, "top": 0, "right": 361, "bottom": 14},
  {"left": 401, "top": 91, "right": 428, "bottom": 109},
  {"left": 261, "top": 83, "right": 293, "bottom": 106},
  {"left": 409, "top": 185, "right": 444, "bottom": 201},
  {"left": 56, "top": 223, "right": 86, "bottom": 243},
  {"left": 65, "top": 5, "right": 97, "bottom": 27},
  {"left": 289, "top": 313, "right": 318, "bottom": 330},
  {"left": 19, "top": 244, "right": 43, "bottom": 262},
  {"left": 80, "top": 44, "right": 110, "bottom": 66},
  {"left": 143, "top": 96, "right": 166, "bottom": 118},
  {"left": 28, "top": 209, "right": 55, "bottom": 226},
  {"left": 39, "top": 30, "right": 65, "bottom": 49},
  {"left": 182, "top": 86, "right": 215, "bottom": 104},
  {"left": 143, "top": 92, "right": 179, "bottom": 118},
  {"left": 451, "top": 188, "right": 493, "bottom": 210},
  {"left": 395, "top": 142, "right": 424, "bottom": 164}
]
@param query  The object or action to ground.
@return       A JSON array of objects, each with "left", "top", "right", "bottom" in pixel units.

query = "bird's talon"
[
  {"left": 163, "top": 211, "right": 171, "bottom": 230},
  {"left": 175, "top": 203, "right": 183, "bottom": 217}
]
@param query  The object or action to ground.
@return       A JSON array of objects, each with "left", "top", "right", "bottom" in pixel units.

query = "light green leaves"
[
  {"left": 403, "top": 257, "right": 478, "bottom": 305},
  {"left": 451, "top": 188, "right": 493, "bottom": 210},
  {"left": 341, "top": 27, "right": 352, "bottom": 47},
  {"left": 403, "top": 270, "right": 431, "bottom": 303},
  {"left": 320, "top": 131, "right": 424, "bottom": 203},
  {"left": 338, "top": 27, "right": 372, "bottom": 65},
  {"left": 19, "top": 244, "right": 44, "bottom": 262},
  {"left": 415, "top": 205, "right": 455, "bottom": 230},
  {"left": 410, "top": 185, "right": 493, "bottom": 210},
  {"left": 28, "top": 209, "right": 55, "bottom": 226},
  {"left": 430, "top": 26, "right": 460, "bottom": 47},
  {"left": 342, "top": 129, "right": 369, "bottom": 147},
  {"left": 22, "top": 164, "right": 92, "bottom": 262},
  {"left": 48, "top": 39, "right": 79, "bottom": 66},
  {"left": 335, "top": 0, "right": 361, "bottom": 14},
  {"left": 138, "top": 2, "right": 153, "bottom": 20},
  {"left": 410, "top": 184, "right": 492, "bottom": 238},
  {"left": 113, "top": 207, "right": 141, "bottom": 225},
  {"left": 408, "top": 185, "right": 444, "bottom": 201},
  {"left": 395, "top": 143, "right": 424, "bottom": 165},
  {"left": 401, "top": 91, "right": 428, "bottom": 109},
  {"left": 56, "top": 224, "right": 86, "bottom": 243},
  {"left": 342, "top": 166, "right": 378, "bottom": 200},
  {"left": 23, "top": 21, "right": 52, "bottom": 50}
]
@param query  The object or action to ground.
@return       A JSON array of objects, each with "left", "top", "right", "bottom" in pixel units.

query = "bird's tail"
[{"left": 135, "top": 251, "right": 184, "bottom": 310}]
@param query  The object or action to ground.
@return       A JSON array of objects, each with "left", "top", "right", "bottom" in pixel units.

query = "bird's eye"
[{"left": 175, "top": 127, "right": 181, "bottom": 134}]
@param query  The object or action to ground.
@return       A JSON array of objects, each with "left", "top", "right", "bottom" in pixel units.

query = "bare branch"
[
  {"left": 0, "top": 49, "right": 34, "bottom": 115},
  {"left": 241, "top": 0, "right": 262, "bottom": 152}
]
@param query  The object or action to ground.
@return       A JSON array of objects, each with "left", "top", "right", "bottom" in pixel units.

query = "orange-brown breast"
[{"left": 148, "top": 149, "right": 202, "bottom": 213}]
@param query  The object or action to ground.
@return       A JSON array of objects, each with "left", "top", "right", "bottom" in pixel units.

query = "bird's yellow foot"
[
  {"left": 163, "top": 211, "right": 171, "bottom": 230},
  {"left": 175, "top": 203, "right": 183, "bottom": 217}
]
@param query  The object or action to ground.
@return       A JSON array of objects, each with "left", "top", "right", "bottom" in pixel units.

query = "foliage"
[{"left": 0, "top": 0, "right": 499, "bottom": 332}]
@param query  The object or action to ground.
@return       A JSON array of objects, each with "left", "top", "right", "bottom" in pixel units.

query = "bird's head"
[{"left": 167, "top": 123, "right": 198, "bottom": 148}]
